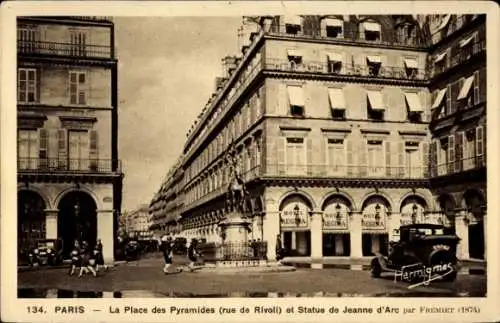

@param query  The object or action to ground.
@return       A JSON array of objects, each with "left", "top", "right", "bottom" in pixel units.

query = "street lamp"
[
  {"left": 74, "top": 200, "right": 81, "bottom": 241},
  {"left": 374, "top": 204, "right": 381, "bottom": 225},
  {"left": 411, "top": 203, "right": 418, "bottom": 224},
  {"left": 335, "top": 203, "right": 342, "bottom": 226},
  {"left": 294, "top": 204, "right": 301, "bottom": 226}
]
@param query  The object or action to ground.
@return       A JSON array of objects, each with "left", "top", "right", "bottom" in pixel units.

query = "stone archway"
[
  {"left": 438, "top": 194, "right": 456, "bottom": 229},
  {"left": 400, "top": 195, "right": 428, "bottom": 225},
  {"left": 321, "top": 194, "right": 353, "bottom": 257},
  {"left": 57, "top": 191, "right": 98, "bottom": 256},
  {"left": 279, "top": 193, "right": 314, "bottom": 257},
  {"left": 18, "top": 190, "right": 47, "bottom": 254},
  {"left": 361, "top": 195, "right": 391, "bottom": 256},
  {"left": 463, "top": 189, "right": 486, "bottom": 259}
]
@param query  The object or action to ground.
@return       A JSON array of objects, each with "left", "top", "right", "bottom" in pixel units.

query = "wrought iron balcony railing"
[
  {"left": 18, "top": 40, "right": 112, "bottom": 59},
  {"left": 17, "top": 158, "right": 121, "bottom": 174},
  {"left": 264, "top": 164, "right": 429, "bottom": 179},
  {"left": 432, "top": 156, "right": 485, "bottom": 177},
  {"left": 265, "top": 58, "right": 428, "bottom": 80},
  {"left": 431, "top": 40, "right": 485, "bottom": 77}
]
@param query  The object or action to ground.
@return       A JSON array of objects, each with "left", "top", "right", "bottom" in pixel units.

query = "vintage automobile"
[
  {"left": 28, "top": 239, "right": 64, "bottom": 267},
  {"left": 370, "top": 224, "right": 460, "bottom": 282}
]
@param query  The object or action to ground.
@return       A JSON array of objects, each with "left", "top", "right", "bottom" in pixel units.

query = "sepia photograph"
[{"left": 2, "top": 1, "right": 499, "bottom": 322}]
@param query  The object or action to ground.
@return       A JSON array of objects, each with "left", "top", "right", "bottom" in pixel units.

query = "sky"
[{"left": 114, "top": 17, "right": 242, "bottom": 212}]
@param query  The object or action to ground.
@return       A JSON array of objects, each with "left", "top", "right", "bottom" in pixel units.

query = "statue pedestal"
[{"left": 218, "top": 212, "right": 251, "bottom": 243}]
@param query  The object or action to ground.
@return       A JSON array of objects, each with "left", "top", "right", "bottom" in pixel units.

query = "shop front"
[
  {"left": 279, "top": 196, "right": 311, "bottom": 257},
  {"left": 362, "top": 200, "right": 389, "bottom": 256},
  {"left": 322, "top": 200, "right": 350, "bottom": 256}
]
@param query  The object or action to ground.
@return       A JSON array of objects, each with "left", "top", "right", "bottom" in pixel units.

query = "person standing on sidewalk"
[
  {"left": 161, "top": 235, "right": 174, "bottom": 274},
  {"left": 94, "top": 239, "right": 108, "bottom": 273},
  {"left": 187, "top": 238, "right": 199, "bottom": 272}
]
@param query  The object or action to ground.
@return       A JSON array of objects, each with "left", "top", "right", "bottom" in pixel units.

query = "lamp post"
[
  {"left": 411, "top": 204, "right": 418, "bottom": 224},
  {"left": 374, "top": 204, "right": 381, "bottom": 226},
  {"left": 294, "top": 204, "right": 301, "bottom": 227},
  {"left": 74, "top": 200, "right": 81, "bottom": 242},
  {"left": 335, "top": 203, "right": 342, "bottom": 226}
]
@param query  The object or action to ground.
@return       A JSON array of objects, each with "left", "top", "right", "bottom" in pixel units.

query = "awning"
[
  {"left": 404, "top": 92, "right": 423, "bottom": 112},
  {"left": 404, "top": 58, "right": 418, "bottom": 69},
  {"left": 366, "top": 90, "right": 385, "bottom": 110},
  {"left": 434, "top": 52, "right": 447, "bottom": 63},
  {"left": 327, "top": 52, "right": 343, "bottom": 62},
  {"left": 287, "top": 86, "right": 304, "bottom": 106},
  {"left": 457, "top": 75, "right": 475, "bottom": 100},
  {"left": 366, "top": 55, "right": 381, "bottom": 64},
  {"left": 363, "top": 22, "right": 381, "bottom": 32},
  {"left": 284, "top": 15, "right": 302, "bottom": 26},
  {"left": 436, "top": 15, "right": 451, "bottom": 32},
  {"left": 328, "top": 88, "right": 345, "bottom": 109},
  {"left": 431, "top": 88, "right": 447, "bottom": 109},
  {"left": 459, "top": 33, "right": 476, "bottom": 47},
  {"left": 324, "top": 18, "right": 343, "bottom": 27},
  {"left": 287, "top": 49, "right": 302, "bottom": 57}
]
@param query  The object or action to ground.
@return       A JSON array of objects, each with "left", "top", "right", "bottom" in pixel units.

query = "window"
[
  {"left": 459, "top": 32, "right": 477, "bottom": 60},
  {"left": 18, "top": 26, "right": 39, "bottom": 53},
  {"left": 69, "top": 30, "right": 87, "bottom": 56},
  {"left": 287, "top": 85, "right": 305, "bottom": 117},
  {"left": 328, "top": 88, "right": 346, "bottom": 119},
  {"left": 403, "top": 58, "right": 418, "bottom": 79},
  {"left": 324, "top": 18, "right": 343, "bottom": 38},
  {"left": 433, "top": 51, "right": 447, "bottom": 74},
  {"left": 69, "top": 71, "right": 87, "bottom": 105},
  {"left": 396, "top": 24, "right": 417, "bottom": 44},
  {"left": 366, "top": 90, "right": 385, "bottom": 120},
  {"left": 367, "top": 140, "right": 384, "bottom": 176},
  {"left": 283, "top": 16, "right": 302, "bottom": 35},
  {"left": 431, "top": 88, "right": 447, "bottom": 119},
  {"left": 404, "top": 92, "right": 423, "bottom": 123},
  {"left": 456, "top": 75, "right": 475, "bottom": 108},
  {"left": 327, "top": 53, "right": 343, "bottom": 74},
  {"left": 68, "top": 130, "right": 89, "bottom": 170},
  {"left": 362, "top": 21, "right": 381, "bottom": 41},
  {"left": 286, "top": 137, "right": 306, "bottom": 175},
  {"left": 18, "top": 68, "right": 37, "bottom": 103},
  {"left": 18, "top": 129, "right": 38, "bottom": 169},
  {"left": 404, "top": 141, "right": 421, "bottom": 178},
  {"left": 287, "top": 49, "right": 303, "bottom": 68},
  {"left": 366, "top": 56, "right": 382, "bottom": 76},
  {"left": 327, "top": 138, "right": 345, "bottom": 175}
]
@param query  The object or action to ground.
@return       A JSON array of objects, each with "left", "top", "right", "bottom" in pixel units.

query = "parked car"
[
  {"left": 124, "top": 240, "right": 141, "bottom": 261},
  {"left": 370, "top": 224, "right": 460, "bottom": 282},
  {"left": 173, "top": 237, "right": 187, "bottom": 254},
  {"left": 28, "top": 239, "right": 64, "bottom": 267}
]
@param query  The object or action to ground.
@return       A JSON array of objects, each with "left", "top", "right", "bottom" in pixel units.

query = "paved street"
[{"left": 18, "top": 253, "right": 486, "bottom": 298}]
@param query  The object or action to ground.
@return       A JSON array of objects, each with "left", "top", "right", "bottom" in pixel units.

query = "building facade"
[
  {"left": 121, "top": 204, "right": 151, "bottom": 236},
  {"left": 17, "top": 16, "right": 123, "bottom": 263},
  {"left": 149, "top": 14, "right": 486, "bottom": 263}
]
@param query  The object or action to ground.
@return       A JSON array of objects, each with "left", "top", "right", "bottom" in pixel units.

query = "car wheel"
[{"left": 371, "top": 259, "right": 382, "bottom": 278}]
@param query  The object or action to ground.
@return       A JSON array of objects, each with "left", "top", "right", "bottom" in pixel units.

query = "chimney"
[{"left": 222, "top": 56, "right": 238, "bottom": 78}]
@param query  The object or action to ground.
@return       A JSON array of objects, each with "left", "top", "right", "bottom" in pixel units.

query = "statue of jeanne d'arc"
[{"left": 225, "top": 148, "right": 247, "bottom": 213}]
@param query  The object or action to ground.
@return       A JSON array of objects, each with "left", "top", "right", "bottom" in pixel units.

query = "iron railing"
[
  {"left": 264, "top": 58, "right": 428, "bottom": 80},
  {"left": 432, "top": 156, "right": 485, "bottom": 177},
  {"left": 431, "top": 40, "right": 485, "bottom": 77},
  {"left": 198, "top": 241, "right": 268, "bottom": 262},
  {"left": 18, "top": 40, "right": 112, "bottom": 59},
  {"left": 264, "top": 164, "right": 428, "bottom": 179},
  {"left": 17, "top": 158, "right": 121, "bottom": 173}
]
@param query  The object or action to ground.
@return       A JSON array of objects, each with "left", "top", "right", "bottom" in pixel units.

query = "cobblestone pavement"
[{"left": 18, "top": 254, "right": 486, "bottom": 298}]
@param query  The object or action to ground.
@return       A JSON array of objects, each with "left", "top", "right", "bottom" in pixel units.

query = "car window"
[{"left": 435, "top": 229, "right": 444, "bottom": 235}]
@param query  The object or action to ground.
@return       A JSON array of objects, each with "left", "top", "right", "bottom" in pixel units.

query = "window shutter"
[
  {"left": 479, "top": 67, "right": 486, "bottom": 104},
  {"left": 359, "top": 140, "right": 367, "bottom": 176},
  {"left": 57, "top": 129, "right": 67, "bottom": 169},
  {"left": 89, "top": 130, "right": 98, "bottom": 170},
  {"left": 455, "top": 132, "right": 464, "bottom": 172},
  {"left": 385, "top": 141, "right": 391, "bottom": 177},
  {"left": 421, "top": 141, "right": 429, "bottom": 178},
  {"left": 38, "top": 128, "right": 48, "bottom": 168},
  {"left": 69, "top": 72, "right": 77, "bottom": 105},
  {"left": 448, "top": 135, "right": 455, "bottom": 173},
  {"left": 398, "top": 141, "right": 405, "bottom": 177},
  {"left": 276, "top": 137, "right": 286, "bottom": 175},
  {"left": 320, "top": 137, "right": 327, "bottom": 175},
  {"left": 346, "top": 140, "right": 353, "bottom": 175},
  {"left": 446, "top": 86, "right": 451, "bottom": 115},
  {"left": 476, "top": 126, "right": 484, "bottom": 167},
  {"left": 473, "top": 71, "right": 480, "bottom": 105},
  {"left": 429, "top": 140, "right": 437, "bottom": 177},
  {"left": 306, "top": 137, "right": 313, "bottom": 175}
]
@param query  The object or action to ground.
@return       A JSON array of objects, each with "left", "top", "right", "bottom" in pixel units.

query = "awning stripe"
[
  {"left": 287, "top": 86, "right": 305, "bottom": 106},
  {"left": 457, "top": 75, "right": 475, "bottom": 100},
  {"left": 328, "top": 88, "right": 345, "bottom": 109},
  {"left": 366, "top": 91, "right": 385, "bottom": 111},
  {"left": 404, "top": 58, "right": 418, "bottom": 69},
  {"left": 405, "top": 92, "right": 423, "bottom": 112},
  {"left": 431, "top": 88, "right": 447, "bottom": 109}
]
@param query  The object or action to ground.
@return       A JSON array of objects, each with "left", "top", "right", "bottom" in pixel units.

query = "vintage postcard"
[{"left": 1, "top": 1, "right": 499, "bottom": 322}]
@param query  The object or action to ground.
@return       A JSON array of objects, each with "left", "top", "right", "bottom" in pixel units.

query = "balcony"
[
  {"left": 430, "top": 40, "right": 485, "bottom": 78},
  {"left": 432, "top": 156, "right": 485, "bottom": 178},
  {"left": 18, "top": 40, "right": 112, "bottom": 59},
  {"left": 265, "top": 164, "right": 428, "bottom": 179},
  {"left": 265, "top": 58, "right": 428, "bottom": 81},
  {"left": 267, "top": 26, "right": 427, "bottom": 49},
  {"left": 18, "top": 158, "right": 121, "bottom": 174}
]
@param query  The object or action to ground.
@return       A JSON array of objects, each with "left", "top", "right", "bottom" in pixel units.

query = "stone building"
[
  {"left": 149, "top": 14, "right": 487, "bottom": 263},
  {"left": 17, "top": 16, "right": 123, "bottom": 263}
]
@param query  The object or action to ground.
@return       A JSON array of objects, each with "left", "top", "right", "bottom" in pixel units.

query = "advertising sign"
[{"left": 281, "top": 203, "right": 309, "bottom": 228}]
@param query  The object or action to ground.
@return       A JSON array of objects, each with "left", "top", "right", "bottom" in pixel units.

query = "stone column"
[
  {"left": 263, "top": 210, "right": 280, "bottom": 262},
  {"left": 350, "top": 211, "right": 363, "bottom": 258},
  {"left": 97, "top": 209, "right": 115, "bottom": 264},
  {"left": 310, "top": 211, "right": 323, "bottom": 268},
  {"left": 44, "top": 209, "right": 58, "bottom": 239},
  {"left": 455, "top": 210, "right": 469, "bottom": 260}
]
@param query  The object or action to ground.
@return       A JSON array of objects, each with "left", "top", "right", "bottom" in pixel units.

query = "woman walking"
[
  {"left": 94, "top": 239, "right": 108, "bottom": 272},
  {"left": 187, "top": 239, "right": 199, "bottom": 272}
]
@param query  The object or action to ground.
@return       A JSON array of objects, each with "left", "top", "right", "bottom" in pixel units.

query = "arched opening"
[
  {"left": 361, "top": 195, "right": 391, "bottom": 256},
  {"left": 438, "top": 194, "right": 456, "bottom": 230},
  {"left": 463, "top": 190, "right": 485, "bottom": 259},
  {"left": 57, "top": 191, "right": 97, "bottom": 257},
  {"left": 279, "top": 194, "right": 313, "bottom": 257},
  {"left": 321, "top": 195, "right": 352, "bottom": 257},
  {"left": 400, "top": 195, "right": 428, "bottom": 225},
  {"left": 18, "top": 190, "right": 46, "bottom": 259}
]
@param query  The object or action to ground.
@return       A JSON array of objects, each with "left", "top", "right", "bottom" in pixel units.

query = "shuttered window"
[
  {"left": 18, "top": 68, "right": 37, "bottom": 103},
  {"left": 447, "top": 135, "right": 455, "bottom": 173},
  {"left": 455, "top": 132, "right": 464, "bottom": 172},
  {"left": 476, "top": 126, "right": 484, "bottom": 167},
  {"left": 69, "top": 71, "right": 87, "bottom": 105}
]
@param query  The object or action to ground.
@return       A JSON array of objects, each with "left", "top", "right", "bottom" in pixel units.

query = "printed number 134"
[{"left": 27, "top": 306, "right": 45, "bottom": 314}]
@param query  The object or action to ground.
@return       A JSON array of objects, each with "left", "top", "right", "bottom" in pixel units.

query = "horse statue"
[{"left": 226, "top": 160, "right": 247, "bottom": 213}]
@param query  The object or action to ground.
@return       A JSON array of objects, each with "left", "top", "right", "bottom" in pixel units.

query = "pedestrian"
[
  {"left": 275, "top": 234, "right": 283, "bottom": 264},
  {"left": 161, "top": 235, "right": 174, "bottom": 274},
  {"left": 94, "top": 239, "right": 108, "bottom": 272},
  {"left": 187, "top": 238, "right": 199, "bottom": 272},
  {"left": 69, "top": 240, "right": 81, "bottom": 276},
  {"left": 79, "top": 241, "right": 97, "bottom": 277}
]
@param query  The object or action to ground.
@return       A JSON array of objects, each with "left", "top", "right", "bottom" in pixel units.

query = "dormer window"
[
  {"left": 327, "top": 53, "right": 343, "bottom": 73},
  {"left": 404, "top": 92, "right": 423, "bottom": 123},
  {"left": 362, "top": 21, "right": 381, "bottom": 41},
  {"left": 396, "top": 23, "right": 417, "bottom": 44},
  {"left": 366, "top": 56, "right": 382, "bottom": 76},
  {"left": 323, "top": 18, "right": 344, "bottom": 38},
  {"left": 283, "top": 15, "right": 302, "bottom": 35},
  {"left": 287, "top": 85, "right": 305, "bottom": 117},
  {"left": 287, "top": 49, "right": 303, "bottom": 69}
]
